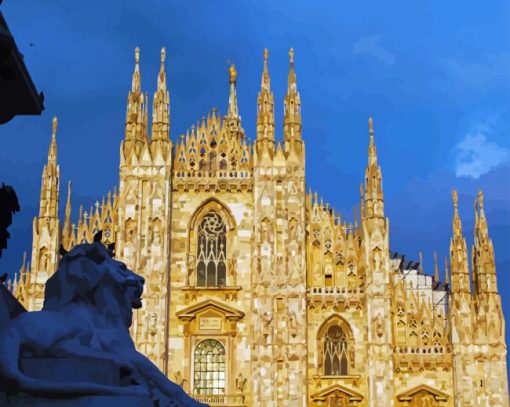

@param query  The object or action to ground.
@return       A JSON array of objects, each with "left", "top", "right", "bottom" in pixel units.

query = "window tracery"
[
  {"left": 193, "top": 339, "right": 226, "bottom": 395},
  {"left": 196, "top": 212, "right": 227, "bottom": 287},
  {"left": 322, "top": 325, "right": 349, "bottom": 376}
]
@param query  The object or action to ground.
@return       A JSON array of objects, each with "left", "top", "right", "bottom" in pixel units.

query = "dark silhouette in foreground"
[
  {"left": 0, "top": 241, "right": 207, "bottom": 406},
  {"left": 0, "top": 183, "right": 20, "bottom": 258},
  {"left": 0, "top": 9, "right": 45, "bottom": 124}
]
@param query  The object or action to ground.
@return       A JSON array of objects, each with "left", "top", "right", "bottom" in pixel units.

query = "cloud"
[
  {"left": 441, "top": 53, "right": 510, "bottom": 84},
  {"left": 455, "top": 123, "right": 510, "bottom": 179},
  {"left": 352, "top": 35, "right": 396, "bottom": 65}
]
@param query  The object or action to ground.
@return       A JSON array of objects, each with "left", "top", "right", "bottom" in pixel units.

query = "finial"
[
  {"left": 289, "top": 47, "right": 294, "bottom": 64},
  {"left": 478, "top": 190, "right": 484, "bottom": 209},
  {"left": 444, "top": 257, "right": 449, "bottom": 285},
  {"left": 260, "top": 48, "right": 271, "bottom": 91},
  {"left": 419, "top": 252, "right": 423, "bottom": 274},
  {"left": 21, "top": 251, "right": 27, "bottom": 273},
  {"left": 52, "top": 117, "right": 58, "bottom": 136},
  {"left": 65, "top": 180, "right": 72, "bottom": 210},
  {"left": 452, "top": 190, "right": 458, "bottom": 210},
  {"left": 229, "top": 63, "right": 237, "bottom": 83},
  {"left": 367, "top": 117, "right": 377, "bottom": 166},
  {"left": 131, "top": 47, "right": 142, "bottom": 93},
  {"left": 160, "top": 47, "right": 166, "bottom": 63}
]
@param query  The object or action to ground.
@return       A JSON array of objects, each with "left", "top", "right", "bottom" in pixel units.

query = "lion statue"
[{"left": 0, "top": 241, "right": 207, "bottom": 407}]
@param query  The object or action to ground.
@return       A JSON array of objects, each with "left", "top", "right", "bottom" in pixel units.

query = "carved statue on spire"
[{"left": 229, "top": 63, "right": 237, "bottom": 83}]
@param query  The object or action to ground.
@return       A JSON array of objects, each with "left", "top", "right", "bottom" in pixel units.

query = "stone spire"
[
  {"left": 256, "top": 48, "right": 275, "bottom": 150},
  {"left": 39, "top": 117, "right": 60, "bottom": 219},
  {"left": 48, "top": 117, "right": 57, "bottom": 164},
  {"left": 30, "top": 117, "right": 61, "bottom": 311},
  {"left": 368, "top": 117, "right": 377, "bottom": 166},
  {"left": 472, "top": 191, "right": 499, "bottom": 295},
  {"left": 132, "top": 47, "right": 141, "bottom": 92},
  {"left": 152, "top": 47, "right": 170, "bottom": 142},
  {"left": 62, "top": 181, "right": 73, "bottom": 250},
  {"left": 261, "top": 47, "right": 270, "bottom": 92},
  {"left": 227, "top": 63, "right": 238, "bottom": 118},
  {"left": 433, "top": 251, "right": 439, "bottom": 282},
  {"left": 449, "top": 190, "right": 471, "bottom": 294},
  {"left": 444, "top": 257, "right": 449, "bottom": 285},
  {"left": 224, "top": 63, "right": 243, "bottom": 140},
  {"left": 125, "top": 47, "right": 148, "bottom": 144},
  {"left": 448, "top": 191, "right": 478, "bottom": 403},
  {"left": 283, "top": 47, "right": 302, "bottom": 147},
  {"left": 362, "top": 117, "right": 384, "bottom": 219}
]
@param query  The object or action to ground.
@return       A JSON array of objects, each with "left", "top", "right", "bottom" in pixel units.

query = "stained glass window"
[
  {"left": 196, "top": 212, "right": 227, "bottom": 287},
  {"left": 193, "top": 339, "right": 226, "bottom": 395},
  {"left": 323, "top": 325, "right": 348, "bottom": 375}
]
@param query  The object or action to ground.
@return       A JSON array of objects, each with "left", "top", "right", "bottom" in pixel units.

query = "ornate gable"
[
  {"left": 396, "top": 384, "right": 449, "bottom": 402},
  {"left": 176, "top": 299, "right": 245, "bottom": 322},
  {"left": 311, "top": 383, "right": 363, "bottom": 402}
]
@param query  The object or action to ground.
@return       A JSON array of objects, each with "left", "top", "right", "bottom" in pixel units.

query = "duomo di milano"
[{"left": 6, "top": 46, "right": 509, "bottom": 407}]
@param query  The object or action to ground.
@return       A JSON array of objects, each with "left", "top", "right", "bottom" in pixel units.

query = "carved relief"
[
  {"left": 261, "top": 311, "right": 273, "bottom": 343},
  {"left": 125, "top": 218, "right": 136, "bottom": 244},
  {"left": 235, "top": 373, "right": 247, "bottom": 394},
  {"left": 372, "top": 247, "right": 382, "bottom": 273}
]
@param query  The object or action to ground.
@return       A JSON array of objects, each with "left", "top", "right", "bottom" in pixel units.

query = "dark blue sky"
[{"left": 1, "top": 0, "right": 509, "bottom": 352}]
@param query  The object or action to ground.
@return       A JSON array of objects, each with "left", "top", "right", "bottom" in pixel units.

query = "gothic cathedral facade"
[{"left": 9, "top": 47, "right": 509, "bottom": 407}]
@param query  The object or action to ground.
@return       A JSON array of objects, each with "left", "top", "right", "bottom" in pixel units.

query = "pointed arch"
[
  {"left": 188, "top": 198, "right": 236, "bottom": 232},
  {"left": 187, "top": 198, "right": 236, "bottom": 287},
  {"left": 317, "top": 314, "right": 355, "bottom": 376}
]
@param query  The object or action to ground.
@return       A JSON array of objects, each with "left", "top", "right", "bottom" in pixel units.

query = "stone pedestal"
[{"left": 0, "top": 357, "right": 153, "bottom": 406}]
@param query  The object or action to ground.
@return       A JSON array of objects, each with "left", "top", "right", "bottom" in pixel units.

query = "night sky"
[{"left": 1, "top": 0, "right": 509, "bottom": 364}]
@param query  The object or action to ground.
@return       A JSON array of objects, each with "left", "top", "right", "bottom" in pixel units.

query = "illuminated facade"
[{"left": 10, "top": 47, "right": 509, "bottom": 407}]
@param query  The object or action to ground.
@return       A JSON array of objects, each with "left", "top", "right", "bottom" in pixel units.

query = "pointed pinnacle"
[
  {"left": 451, "top": 190, "right": 464, "bottom": 237},
  {"left": 452, "top": 190, "right": 458, "bottom": 211},
  {"left": 52, "top": 116, "right": 58, "bottom": 137},
  {"left": 65, "top": 181, "right": 72, "bottom": 214},
  {"left": 289, "top": 47, "right": 294, "bottom": 64},
  {"left": 444, "top": 257, "right": 449, "bottom": 285},
  {"left": 21, "top": 251, "right": 27, "bottom": 272},
  {"left": 478, "top": 190, "right": 485, "bottom": 215},
  {"left": 287, "top": 48, "right": 297, "bottom": 92},
  {"left": 367, "top": 117, "right": 377, "bottom": 166},
  {"left": 261, "top": 48, "right": 270, "bottom": 91},
  {"left": 132, "top": 47, "right": 141, "bottom": 92}
]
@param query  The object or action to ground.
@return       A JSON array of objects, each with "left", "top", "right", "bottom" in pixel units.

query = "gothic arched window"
[
  {"left": 323, "top": 325, "right": 348, "bottom": 375},
  {"left": 196, "top": 212, "right": 227, "bottom": 287},
  {"left": 193, "top": 339, "right": 226, "bottom": 395}
]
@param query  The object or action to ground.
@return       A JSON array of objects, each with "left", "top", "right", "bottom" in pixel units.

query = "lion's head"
[{"left": 43, "top": 242, "right": 144, "bottom": 327}]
